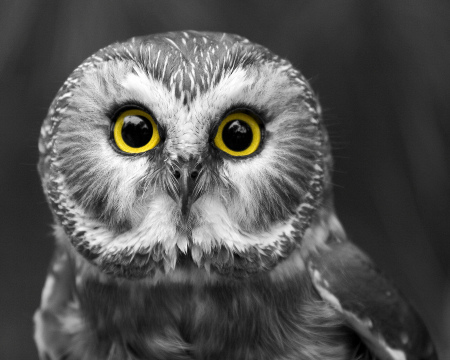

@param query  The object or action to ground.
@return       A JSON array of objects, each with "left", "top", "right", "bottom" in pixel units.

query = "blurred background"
[{"left": 1, "top": 0, "right": 449, "bottom": 358}]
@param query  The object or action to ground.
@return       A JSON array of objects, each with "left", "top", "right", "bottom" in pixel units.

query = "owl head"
[{"left": 39, "top": 31, "right": 328, "bottom": 279}]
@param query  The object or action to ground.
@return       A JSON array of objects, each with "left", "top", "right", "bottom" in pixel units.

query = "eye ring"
[
  {"left": 113, "top": 109, "right": 160, "bottom": 154},
  {"left": 214, "top": 112, "right": 262, "bottom": 157}
]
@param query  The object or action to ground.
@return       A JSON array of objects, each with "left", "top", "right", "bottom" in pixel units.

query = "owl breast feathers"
[{"left": 34, "top": 31, "right": 437, "bottom": 360}]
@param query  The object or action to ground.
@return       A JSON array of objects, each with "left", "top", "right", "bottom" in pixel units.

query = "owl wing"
[
  {"left": 33, "top": 242, "right": 81, "bottom": 360},
  {"left": 306, "top": 238, "right": 438, "bottom": 360}
]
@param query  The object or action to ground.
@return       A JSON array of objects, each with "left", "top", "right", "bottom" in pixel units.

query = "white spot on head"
[
  {"left": 165, "top": 38, "right": 181, "bottom": 52},
  {"left": 58, "top": 92, "right": 72, "bottom": 100}
]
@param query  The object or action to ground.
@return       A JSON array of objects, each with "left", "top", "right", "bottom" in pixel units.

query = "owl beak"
[{"left": 173, "top": 164, "right": 201, "bottom": 217}]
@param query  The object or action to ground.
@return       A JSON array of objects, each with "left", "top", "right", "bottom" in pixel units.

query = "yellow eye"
[
  {"left": 213, "top": 112, "right": 262, "bottom": 156},
  {"left": 113, "top": 109, "right": 160, "bottom": 154}
]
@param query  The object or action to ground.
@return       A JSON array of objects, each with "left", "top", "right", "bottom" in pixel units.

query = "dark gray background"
[{"left": 1, "top": 1, "right": 449, "bottom": 358}]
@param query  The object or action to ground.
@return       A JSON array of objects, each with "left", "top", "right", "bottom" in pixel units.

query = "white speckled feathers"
[{"left": 39, "top": 31, "right": 326, "bottom": 278}]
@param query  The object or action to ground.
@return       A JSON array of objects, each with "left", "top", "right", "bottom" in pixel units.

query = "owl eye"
[
  {"left": 214, "top": 112, "right": 262, "bottom": 156},
  {"left": 113, "top": 109, "right": 160, "bottom": 154}
]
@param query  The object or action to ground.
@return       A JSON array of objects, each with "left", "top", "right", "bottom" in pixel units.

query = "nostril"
[
  {"left": 190, "top": 171, "right": 199, "bottom": 179},
  {"left": 173, "top": 170, "right": 181, "bottom": 179}
]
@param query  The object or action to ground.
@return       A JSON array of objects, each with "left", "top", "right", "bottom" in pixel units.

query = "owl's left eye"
[
  {"left": 214, "top": 112, "right": 262, "bottom": 157},
  {"left": 113, "top": 109, "right": 160, "bottom": 154}
]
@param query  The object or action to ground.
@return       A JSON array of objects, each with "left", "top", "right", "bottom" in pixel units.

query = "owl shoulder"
[{"left": 306, "top": 236, "right": 437, "bottom": 360}]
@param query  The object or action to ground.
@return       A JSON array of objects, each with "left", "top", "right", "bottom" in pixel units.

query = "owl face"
[{"left": 39, "top": 31, "right": 325, "bottom": 279}]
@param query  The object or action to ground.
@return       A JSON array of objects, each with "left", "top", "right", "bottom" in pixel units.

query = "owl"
[{"left": 34, "top": 31, "right": 437, "bottom": 360}]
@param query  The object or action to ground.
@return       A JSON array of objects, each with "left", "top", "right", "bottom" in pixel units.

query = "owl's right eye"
[{"left": 112, "top": 109, "right": 160, "bottom": 154}]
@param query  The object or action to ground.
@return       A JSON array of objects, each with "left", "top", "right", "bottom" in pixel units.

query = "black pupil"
[
  {"left": 121, "top": 115, "right": 153, "bottom": 148},
  {"left": 222, "top": 120, "right": 253, "bottom": 152}
]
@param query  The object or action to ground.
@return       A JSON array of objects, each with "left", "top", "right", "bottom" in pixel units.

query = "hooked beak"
[{"left": 172, "top": 162, "right": 202, "bottom": 217}]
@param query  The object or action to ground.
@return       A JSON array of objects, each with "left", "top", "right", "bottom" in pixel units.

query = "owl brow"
[
  {"left": 211, "top": 104, "right": 268, "bottom": 129},
  {"left": 106, "top": 100, "right": 153, "bottom": 122}
]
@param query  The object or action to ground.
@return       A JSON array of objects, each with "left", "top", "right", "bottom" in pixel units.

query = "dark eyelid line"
[
  {"left": 108, "top": 102, "right": 153, "bottom": 121},
  {"left": 108, "top": 102, "right": 166, "bottom": 142},
  {"left": 209, "top": 105, "right": 267, "bottom": 141}
]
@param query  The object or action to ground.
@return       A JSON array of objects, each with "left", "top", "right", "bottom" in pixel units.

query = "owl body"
[
  {"left": 35, "top": 32, "right": 436, "bottom": 360},
  {"left": 35, "top": 228, "right": 355, "bottom": 360}
]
